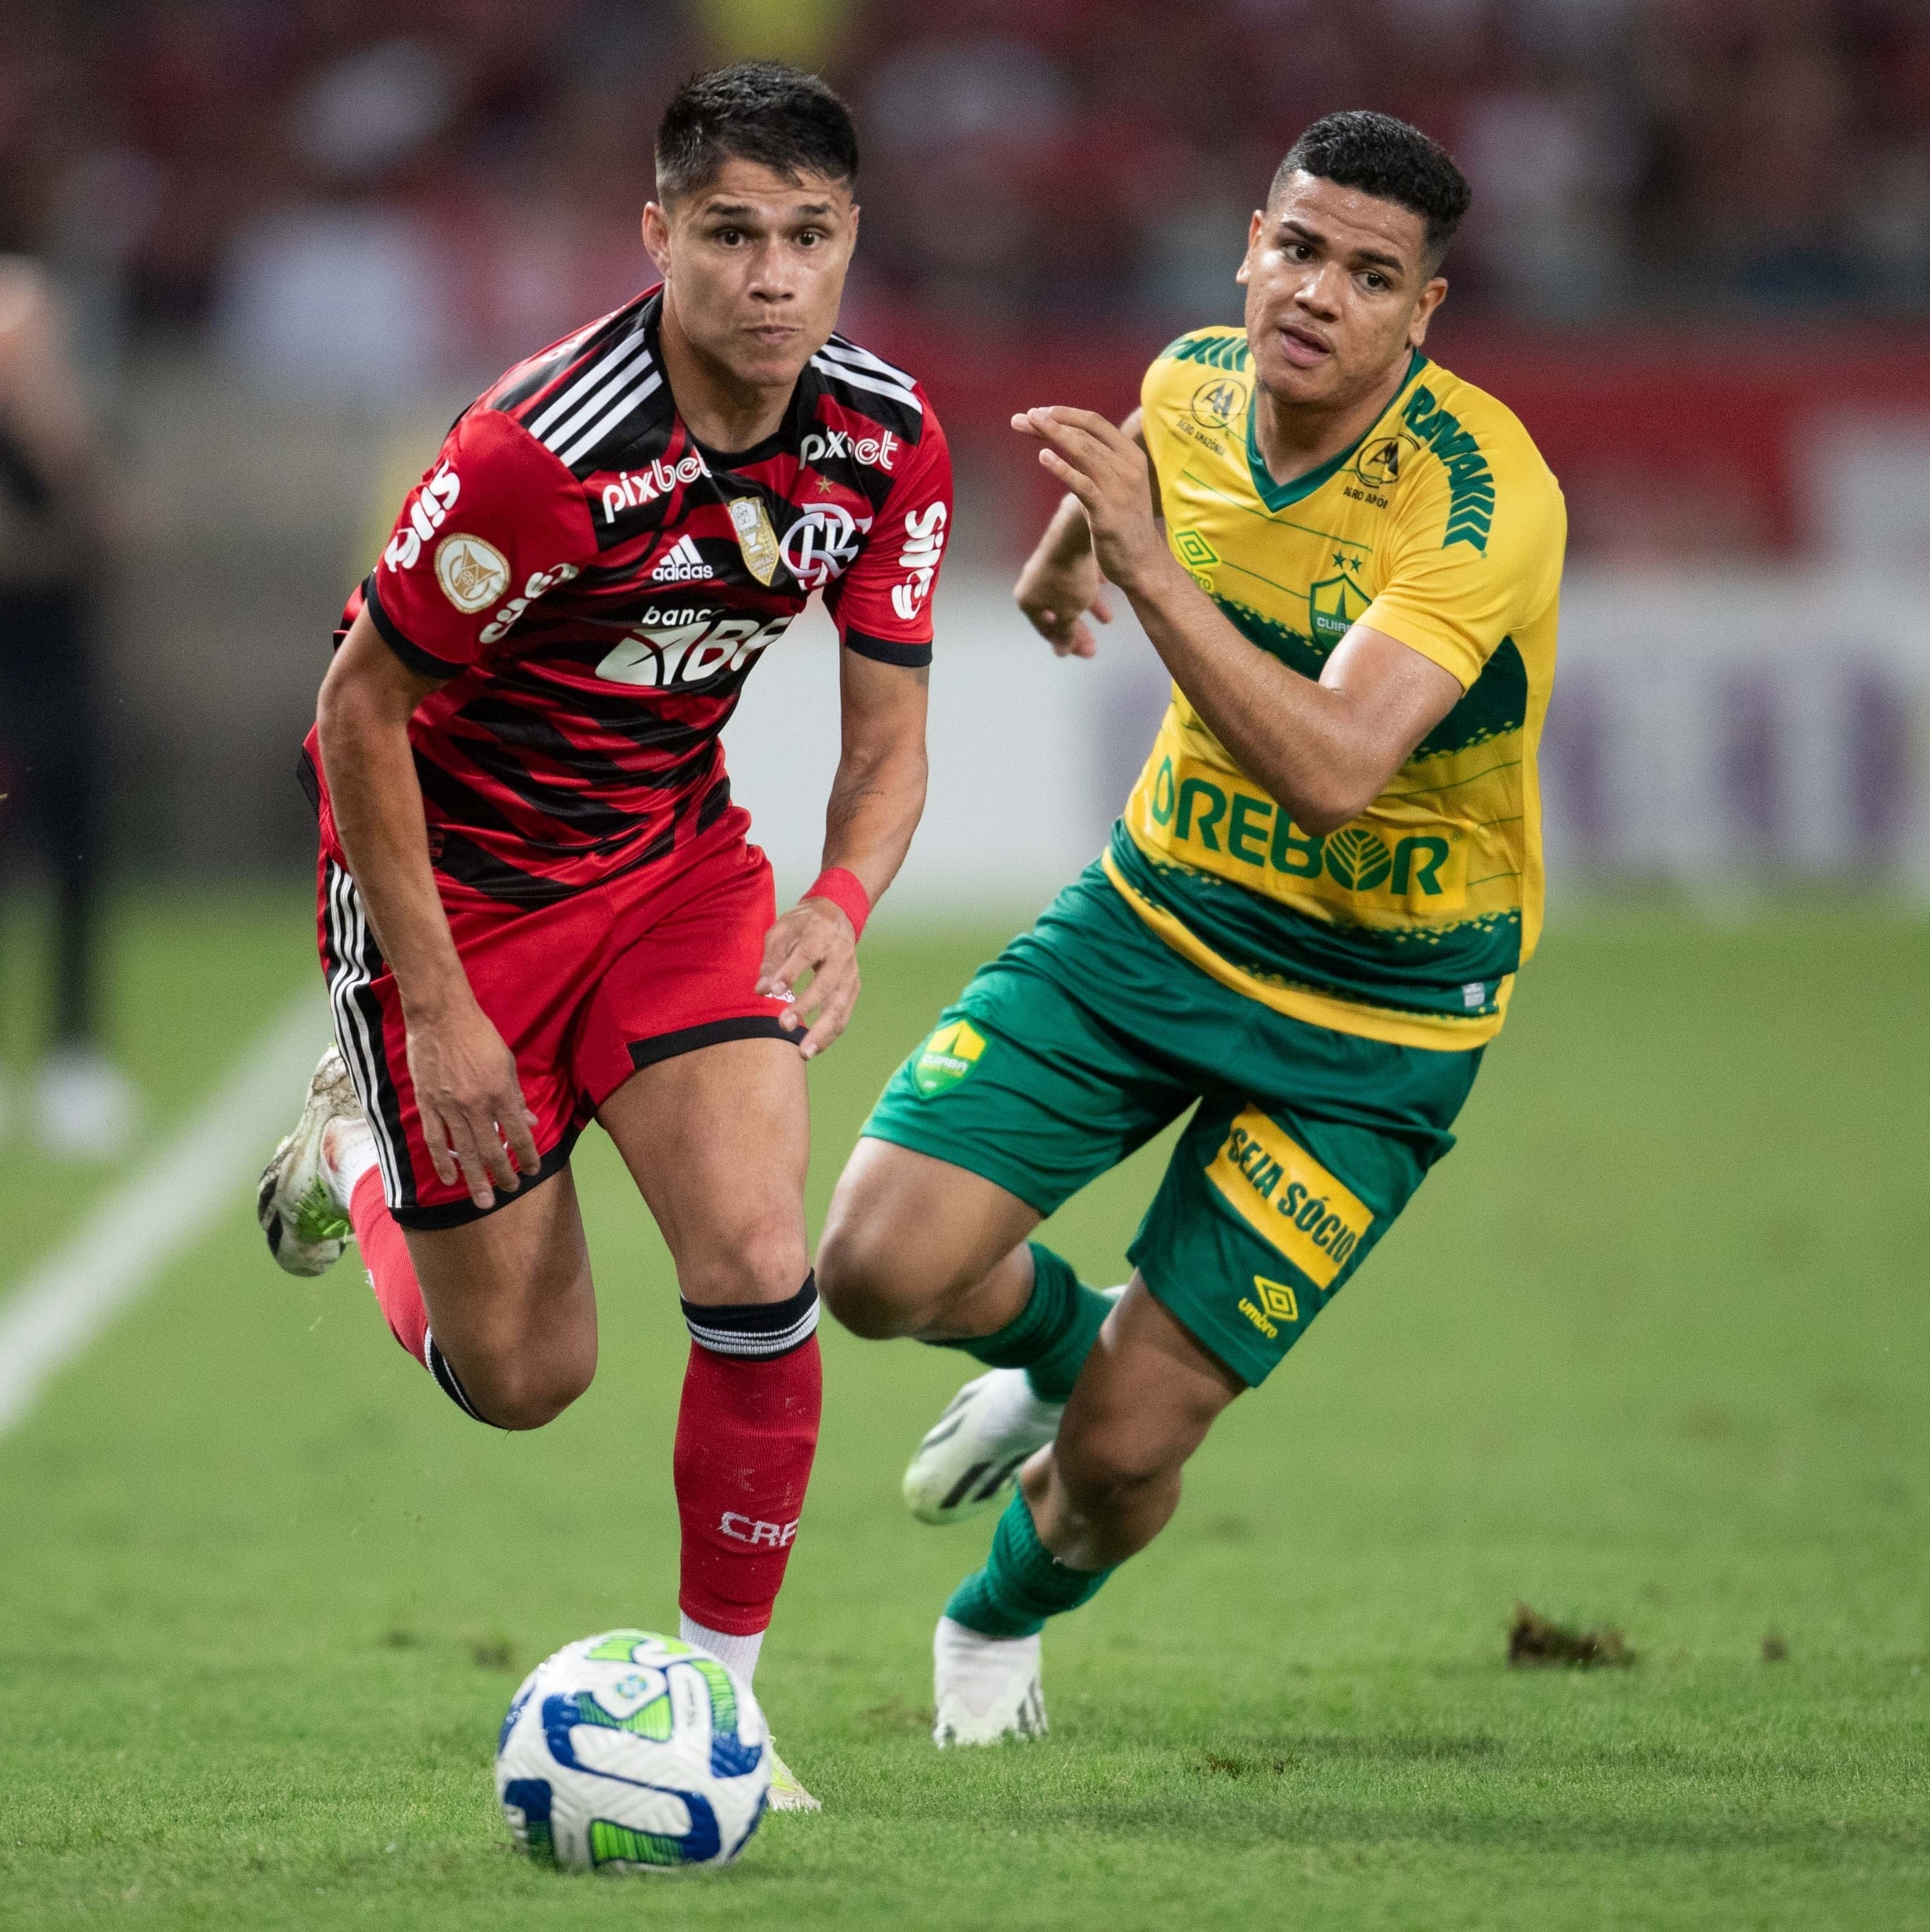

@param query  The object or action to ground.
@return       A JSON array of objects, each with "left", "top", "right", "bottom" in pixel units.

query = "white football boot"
[
  {"left": 932, "top": 1616, "right": 1046, "bottom": 1747},
  {"left": 903, "top": 1369, "right": 1064, "bottom": 1525},
  {"left": 764, "top": 1742, "right": 821, "bottom": 1812},
  {"left": 257, "top": 1045, "right": 374, "bottom": 1276}
]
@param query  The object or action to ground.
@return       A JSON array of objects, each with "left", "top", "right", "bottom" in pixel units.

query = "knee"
[
  {"left": 467, "top": 1348, "right": 595, "bottom": 1432},
  {"left": 1054, "top": 1419, "right": 1178, "bottom": 1515},
  {"left": 816, "top": 1212, "right": 926, "bottom": 1341},
  {"left": 677, "top": 1220, "right": 810, "bottom": 1310}
]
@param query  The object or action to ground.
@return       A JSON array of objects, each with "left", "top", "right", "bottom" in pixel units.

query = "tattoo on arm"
[{"left": 825, "top": 779, "right": 888, "bottom": 837}]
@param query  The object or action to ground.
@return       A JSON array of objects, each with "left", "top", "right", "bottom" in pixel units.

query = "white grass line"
[{"left": 0, "top": 994, "right": 332, "bottom": 1438}]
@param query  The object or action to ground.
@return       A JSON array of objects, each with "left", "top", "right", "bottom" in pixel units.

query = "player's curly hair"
[
  {"left": 1273, "top": 111, "right": 1471, "bottom": 270},
  {"left": 655, "top": 62, "right": 858, "bottom": 203}
]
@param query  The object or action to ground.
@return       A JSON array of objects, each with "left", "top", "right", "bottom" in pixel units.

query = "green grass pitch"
[{"left": 1, "top": 892, "right": 1926, "bottom": 1928}]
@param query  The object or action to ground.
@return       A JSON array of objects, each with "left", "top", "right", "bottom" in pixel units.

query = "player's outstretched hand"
[
  {"left": 1013, "top": 407, "right": 1170, "bottom": 602},
  {"left": 1013, "top": 522, "right": 1113, "bottom": 659},
  {"left": 404, "top": 999, "right": 541, "bottom": 1211},
  {"left": 758, "top": 898, "right": 859, "bottom": 1061}
]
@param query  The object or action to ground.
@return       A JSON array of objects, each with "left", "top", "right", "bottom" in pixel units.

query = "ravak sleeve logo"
[
  {"left": 1401, "top": 385, "right": 1493, "bottom": 552},
  {"left": 1205, "top": 1108, "right": 1372, "bottom": 1291}
]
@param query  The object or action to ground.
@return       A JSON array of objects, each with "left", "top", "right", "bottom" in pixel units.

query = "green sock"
[
  {"left": 935, "top": 1241, "right": 1111, "bottom": 1404},
  {"left": 944, "top": 1490, "right": 1113, "bottom": 1638}
]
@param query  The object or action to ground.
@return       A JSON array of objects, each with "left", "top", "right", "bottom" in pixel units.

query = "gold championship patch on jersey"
[
  {"left": 727, "top": 495, "right": 781, "bottom": 586},
  {"left": 1205, "top": 1108, "right": 1372, "bottom": 1289}
]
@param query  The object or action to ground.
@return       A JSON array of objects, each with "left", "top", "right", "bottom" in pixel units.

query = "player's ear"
[
  {"left": 1406, "top": 276, "right": 1448, "bottom": 348},
  {"left": 1236, "top": 209, "right": 1263, "bottom": 287},
  {"left": 642, "top": 201, "right": 673, "bottom": 275}
]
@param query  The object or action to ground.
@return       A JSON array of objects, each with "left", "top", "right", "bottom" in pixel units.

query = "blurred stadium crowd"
[
  {"left": 4, "top": 0, "right": 1930, "bottom": 400},
  {"left": 0, "top": 0, "right": 1924, "bottom": 1105}
]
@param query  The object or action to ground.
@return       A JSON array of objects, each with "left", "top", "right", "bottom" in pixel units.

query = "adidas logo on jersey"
[{"left": 650, "top": 536, "right": 714, "bottom": 582}]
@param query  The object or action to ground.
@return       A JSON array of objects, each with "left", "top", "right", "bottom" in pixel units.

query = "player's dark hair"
[
  {"left": 655, "top": 62, "right": 858, "bottom": 204},
  {"left": 1272, "top": 111, "right": 1471, "bottom": 271}
]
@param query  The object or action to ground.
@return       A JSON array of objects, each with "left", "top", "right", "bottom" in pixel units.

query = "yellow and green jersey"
[{"left": 1105, "top": 326, "right": 1566, "bottom": 1050}]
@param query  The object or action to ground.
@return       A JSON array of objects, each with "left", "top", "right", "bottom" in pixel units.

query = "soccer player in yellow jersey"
[{"left": 818, "top": 111, "right": 1566, "bottom": 1743}]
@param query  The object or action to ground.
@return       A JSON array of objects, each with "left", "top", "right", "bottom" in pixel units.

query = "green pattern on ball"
[
  {"left": 573, "top": 1688, "right": 674, "bottom": 1741},
  {"left": 688, "top": 1657, "right": 738, "bottom": 1735},
  {"left": 582, "top": 1630, "right": 694, "bottom": 1663},
  {"left": 587, "top": 1819, "right": 684, "bottom": 1868}
]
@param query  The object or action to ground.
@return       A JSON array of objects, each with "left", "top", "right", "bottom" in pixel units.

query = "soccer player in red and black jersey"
[{"left": 256, "top": 64, "right": 950, "bottom": 1808}]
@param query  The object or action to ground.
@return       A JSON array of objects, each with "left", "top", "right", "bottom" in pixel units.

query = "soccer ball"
[{"left": 495, "top": 1629, "right": 771, "bottom": 1873}]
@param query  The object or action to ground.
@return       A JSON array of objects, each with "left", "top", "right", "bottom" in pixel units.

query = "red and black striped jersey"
[{"left": 304, "top": 286, "right": 950, "bottom": 908}]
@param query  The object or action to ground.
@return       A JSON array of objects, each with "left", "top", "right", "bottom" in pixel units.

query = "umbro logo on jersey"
[{"left": 650, "top": 536, "right": 714, "bottom": 582}]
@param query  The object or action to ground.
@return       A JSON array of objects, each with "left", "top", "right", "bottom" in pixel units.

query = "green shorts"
[{"left": 861, "top": 861, "right": 1483, "bottom": 1386}]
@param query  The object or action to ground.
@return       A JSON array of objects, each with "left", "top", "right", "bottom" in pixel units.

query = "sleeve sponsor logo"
[
  {"left": 382, "top": 462, "right": 459, "bottom": 570},
  {"left": 593, "top": 610, "right": 795, "bottom": 689},
  {"left": 890, "top": 501, "right": 947, "bottom": 621},
  {"left": 478, "top": 563, "right": 580, "bottom": 645},
  {"left": 800, "top": 426, "right": 900, "bottom": 471},
  {"left": 1206, "top": 1108, "right": 1372, "bottom": 1291},
  {"left": 1401, "top": 385, "right": 1494, "bottom": 552},
  {"left": 781, "top": 503, "right": 866, "bottom": 589},
  {"left": 600, "top": 454, "right": 711, "bottom": 526},
  {"left": 435, "top": 533, "right": 511, "bottom": 613}
]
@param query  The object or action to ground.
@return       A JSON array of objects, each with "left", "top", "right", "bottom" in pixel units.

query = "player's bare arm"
[
  {"left": 759, "top": 651, "right": 929, "bottom": 1059},
  {"left": 1010, "top": 408, "right": 1150, "bottom": 660},
  {"left": 1015, "top": 405, "right": 1459, "bottom": 832},
  {"left": 315, "top": 611, "right": 539, "bottom": 1211}
]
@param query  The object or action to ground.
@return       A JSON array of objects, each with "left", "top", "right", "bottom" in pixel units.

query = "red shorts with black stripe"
[{"left": 317, "top": 817, "right": 791, "bottom": 1229}]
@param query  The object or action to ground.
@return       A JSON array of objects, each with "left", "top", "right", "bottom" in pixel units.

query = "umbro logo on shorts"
[{"left": 651, "top": 535, "right": 714, "bottom": 582}]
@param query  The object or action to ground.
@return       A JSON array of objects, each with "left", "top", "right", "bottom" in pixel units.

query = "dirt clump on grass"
[{"left": 1507, "top": 1603, "right": 1635, "bottom": 1669}]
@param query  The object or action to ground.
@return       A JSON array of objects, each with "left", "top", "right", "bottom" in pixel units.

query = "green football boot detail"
[{"left": 258, "top": 1045, "right": 371, "bottom": 1277}]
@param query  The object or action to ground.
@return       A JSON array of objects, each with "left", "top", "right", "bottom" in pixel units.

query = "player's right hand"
[
  {"left": 1013, "top": 541, "right": 1113, "bottom": 659},
  {"left": 403, "top": 999, "right": 541, "bottom": 1211}
]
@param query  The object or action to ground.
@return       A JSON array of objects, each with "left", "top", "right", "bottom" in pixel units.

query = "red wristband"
[{"left": 804, "top": 866, "right": 871, "bottom": 941}]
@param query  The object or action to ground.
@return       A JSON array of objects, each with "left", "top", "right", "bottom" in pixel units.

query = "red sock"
[
  {"left": 349, "top": 1166, "right": 429, "bottom": 1366},
  {"left": 674, "top": 1280, "right": 823, "bottom": 1638}
]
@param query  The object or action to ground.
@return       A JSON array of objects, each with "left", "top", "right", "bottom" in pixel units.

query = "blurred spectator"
[
  {"left": 0, "top": 259, "right": 138, "bottom": 1160},
  {"left": 0, "top": 0, "right": 1926, "bottom": 374}
]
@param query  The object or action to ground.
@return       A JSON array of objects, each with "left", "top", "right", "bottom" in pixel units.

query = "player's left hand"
[
  {"left": 1012, "top": 407, "right": 1171, "bottom": 595},
  {"left": 757, "top": 898, "right": 860, "bottom": 1060}
]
